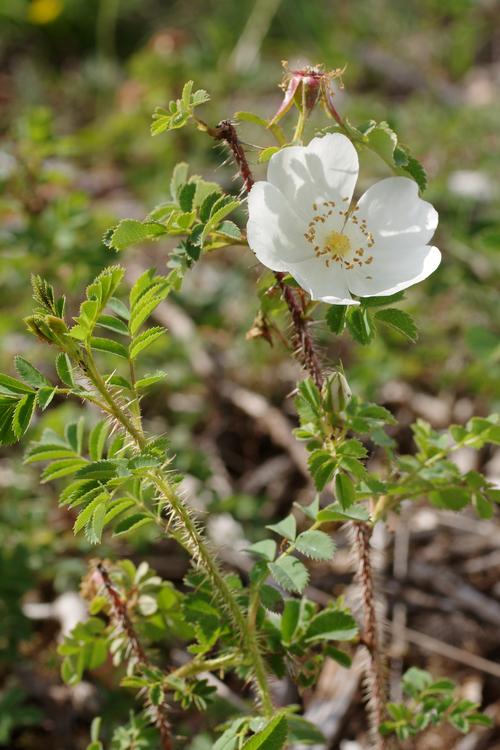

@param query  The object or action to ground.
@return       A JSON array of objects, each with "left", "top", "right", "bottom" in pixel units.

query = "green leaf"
[
  {"left": 287, "top": 716, "right": 325, "bottom": 744},
  {"left": 429, "top": 487, "right": 470, "bottom": 511},
  {"left": 335, "top": 473, "right": 356, "bottom": 509},
  {"left": 42, "top": 458, "right": 87, "bottom": 482},
  {"left": 75, "top": 460, "right": 118, "bottom": 480},
  {"left": 248, "top": 540, "right": 277, "bottom": 561},
  {"left": 12, "top": 393, "right": 36, "bottom": 438},
  {"left": 361, "top": 120, "right": 427, "bottom": 191},
  {"left": 305, "top": 609, "right": 358, "bottom": 642},
  {"left": 113, "top": 513, "right": 153, "bottom": 536},
  {"left": 235, "top": 111, "right": 270, "bottom": 128},
  {"left": 170, "top": 163, "right": 189, "bottom": 199},
  {"left": 402, "top": 667, "right": 433, "bottom": 696},
  {"left": 90, "top": 337, "right": 129, "bottom": 359},
  {"left": 14, "top": 356, "right": 51, "bottom": 389},
  {"left": 0, "top": 372, "right": 35, "bottom": 395},
  {"left": 103, "top": 498, "right": 135, "bottom": 526},
  {"left": 200, "top": 196, "right": 241, "bottom": 245},
  {"left": 242, "top": 714, "right": 288, "bottom": 750},
  {"left": 151, "top": 81, "right": 210, "bottom": 135},
  {"left": 96, "top": 314, "right": 129, "bottom": 336},
  {"left": 107, "top": 220, "right": 167, "bottom": 252},
  {"left": 179, "top": 182, "right": 196, "bottom": 212},
  {"left": 88, "top": 502, "right": 107, "bottom": 544},
  {"left": 108, "top": 375, "right": 131, "bottom": 390},
  {"left": 296, "top": 496, "right": 320, "bottom": 521},
  {"left": 62, "top": 482, "right": 102, "bottom": 509},
  {"left": 213, "top": 718, "right": 247, "bottom": 750},
  {"left": 56, "top": 352, "right": 74, "bottom": 387},
  {"left": 73, "top": 493, "right": 108, "bottom": 534},
  {"left": 25, "top": 444, "right": 77, "bottom": 463},
  {"left": 72, "top": 267, "right": 124, "bottom": 340},
  {"left": 258, "top": 146, "right": 280, "bottom": 163},
  {"left": 199, "top": 191, "right": 222, "bottom": 223},
  {"left": 260, "top": 585, "right": 283, "bottom": 613},
  {"left": 129, "top": 276, "right": 171, "bottom": 335},
  {"left": 363, "top": 120, "right": 398, "bottom": 165},
  {"left": 375, "top": 308, "right": 418, "bottom": 342},
  {"left": 90, "top": 716, "right": 102, "bottom": 743},
  {"left": 325, "top": 645, "right": 352, "bottom": 668},
  {"left": 269, "top": 557, "right": 309, "bottom": 594},
  {"left": 129, "top": 326, "right": 165, "bottom": 359},
  {"left": 361, "top": 291, "right": 406, "bottom": 307},
  {"left": 0, "top": 396, "right": 18, "bottom": 445},
  {"left": 87, "top": 266, "right": 124, "bottom": 308},
  {"left": 128, "top": 455, "right": 161, "bottom": 472},
  {"left": 295, "top": 530, "right": 336, "bottom": 560},
  {"left": 307, "top": 450, "right": 337, "bottom": 490},
  {"left": 317, "top": 502, "right": 370, "bottom": 522},
  {"left": 400, "top": 152, "right": 427, "bottom": 192},
  {"left": 217, "top": 220, "right": 242, "bottom": 241},
  {"left": 347, "top": 307, "right": 374, "bottom": 345},
  {"left": 135, "top": 371, "right": 167, "bottom": 390},
  {"left": 266, "top": 514, "right": 296, "bottom": 542},
  {"left": 326, "top": 305, "right": 347, "bottom": 334},
  {"left": 88, "top": 421, "right": 109, "bottom": 462},
  {"left": 107, "top": 297, "right": 130, "bottom": 320},
  {"left": 37, "top": 386, "right": 57, "bottom": 410},
  {"left": 473, "top": 492, "right": 493, "bottom": 519},
  {"left": 281, "top": 599, "right": 301, "bottom": 643}
]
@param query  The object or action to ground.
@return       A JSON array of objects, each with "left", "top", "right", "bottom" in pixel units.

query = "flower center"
[
  {"left": 325, "top": 231, "right": 351, "bottom": 258},
  {"left": 303, "top": 199, "right": 375, "bottom": 271}
]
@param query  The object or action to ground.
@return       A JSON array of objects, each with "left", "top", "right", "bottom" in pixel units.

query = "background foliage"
[{"left": 0, "top": 0, "right": 499, "bottom": 748}]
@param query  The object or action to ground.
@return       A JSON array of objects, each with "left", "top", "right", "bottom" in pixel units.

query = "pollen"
[{"left": 324, "top": 231, "right": 351, "bottom": 258}]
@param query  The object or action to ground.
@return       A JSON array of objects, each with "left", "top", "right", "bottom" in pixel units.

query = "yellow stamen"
[{"left": 324, "top": 231, "right": 351, "bottom": 258}]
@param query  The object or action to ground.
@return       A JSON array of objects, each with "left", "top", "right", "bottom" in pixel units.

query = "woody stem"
[{"left": 211, "top": 120, "right": 323, "bottom": 388}]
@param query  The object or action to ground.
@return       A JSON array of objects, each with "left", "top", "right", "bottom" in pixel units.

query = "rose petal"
[
  {"left": 288, "top": 257, "right": 357, "bottom": 305},
  {"left": 247, "top": 181, "right": 314, "bottom": 270},
  {"left": 347, "top": 244, "right": 441, "bottom": 297},
  {"left": 355, "top": 176, "right": 438, "bottom": 251},
  {"left": 267, "top": 133, "right": 359, "bottom": 220}
]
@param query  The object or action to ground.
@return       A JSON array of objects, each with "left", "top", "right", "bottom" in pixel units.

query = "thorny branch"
[
  {"left": 211, "top": 119, "right": 324, "bottom": 389},
  {"left": 210, "top": 119, "right": 387, "bottom": 739},
  {"left": 351, "top": 524, "right": 387, "bottom": 749},
  {"left": 96, "top": 562, "right": 173, "bottom": 750}
]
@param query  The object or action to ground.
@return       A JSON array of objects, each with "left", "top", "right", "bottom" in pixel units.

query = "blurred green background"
[{"left": 0, "top": 0, "right": 499, "bottom": 747}]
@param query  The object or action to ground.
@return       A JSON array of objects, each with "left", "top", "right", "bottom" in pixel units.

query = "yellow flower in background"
[{"left": 27, "top": 0, "right": 63, "bottom": 24}]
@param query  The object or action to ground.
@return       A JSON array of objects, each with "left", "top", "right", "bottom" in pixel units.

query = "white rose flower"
[{"left": 247, "top": 133, "right": 440, "bottom": 305}]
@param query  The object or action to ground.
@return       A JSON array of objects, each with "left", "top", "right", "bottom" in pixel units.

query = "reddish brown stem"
[
  {"left": 211, "top": 117, "right": 385, "bottom": 741},
  {"left": 273, "top": 272, "right": 324, "bottom": 388},
  {"left": 211, "top": 120, "right": 323, "bottom": 388},
  {"left": 351, "top": 524, "right": 387, "bottom": 749},
  {"left": 97, "top": 563, "right": 173, "bottom": 750}
]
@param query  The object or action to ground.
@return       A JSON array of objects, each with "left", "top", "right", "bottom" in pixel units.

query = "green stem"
[
  {"left": 291, "top": 84, "right": 307, "bottom": 144},
  {"left": 128, "top": 357, "right": 144, "bottom": 436},
  {"left": 80, "top": 350, "right": 273, "bottom": 715},
  {"left": 82, "top": 351, "right": 146, "bottom": 449},
  {"left": 151, "top": 471, "right": 273, "bottom": 716},
  {"left": 373, "top": 438, "right": 477, "bottom": 521},
  {"left": 168, "top": 653, "right": 239, "bottom": 680}
]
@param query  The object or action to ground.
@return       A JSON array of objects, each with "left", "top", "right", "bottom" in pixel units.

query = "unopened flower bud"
[
  {"left": 24, "top": 314, "right": 54, "bottom": 344},
  {"left": 269, "top": 61, "right": 345, "bottom": 126},
  {"left": 323, "top": 371, "right": 352, "bottom": 415}
]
